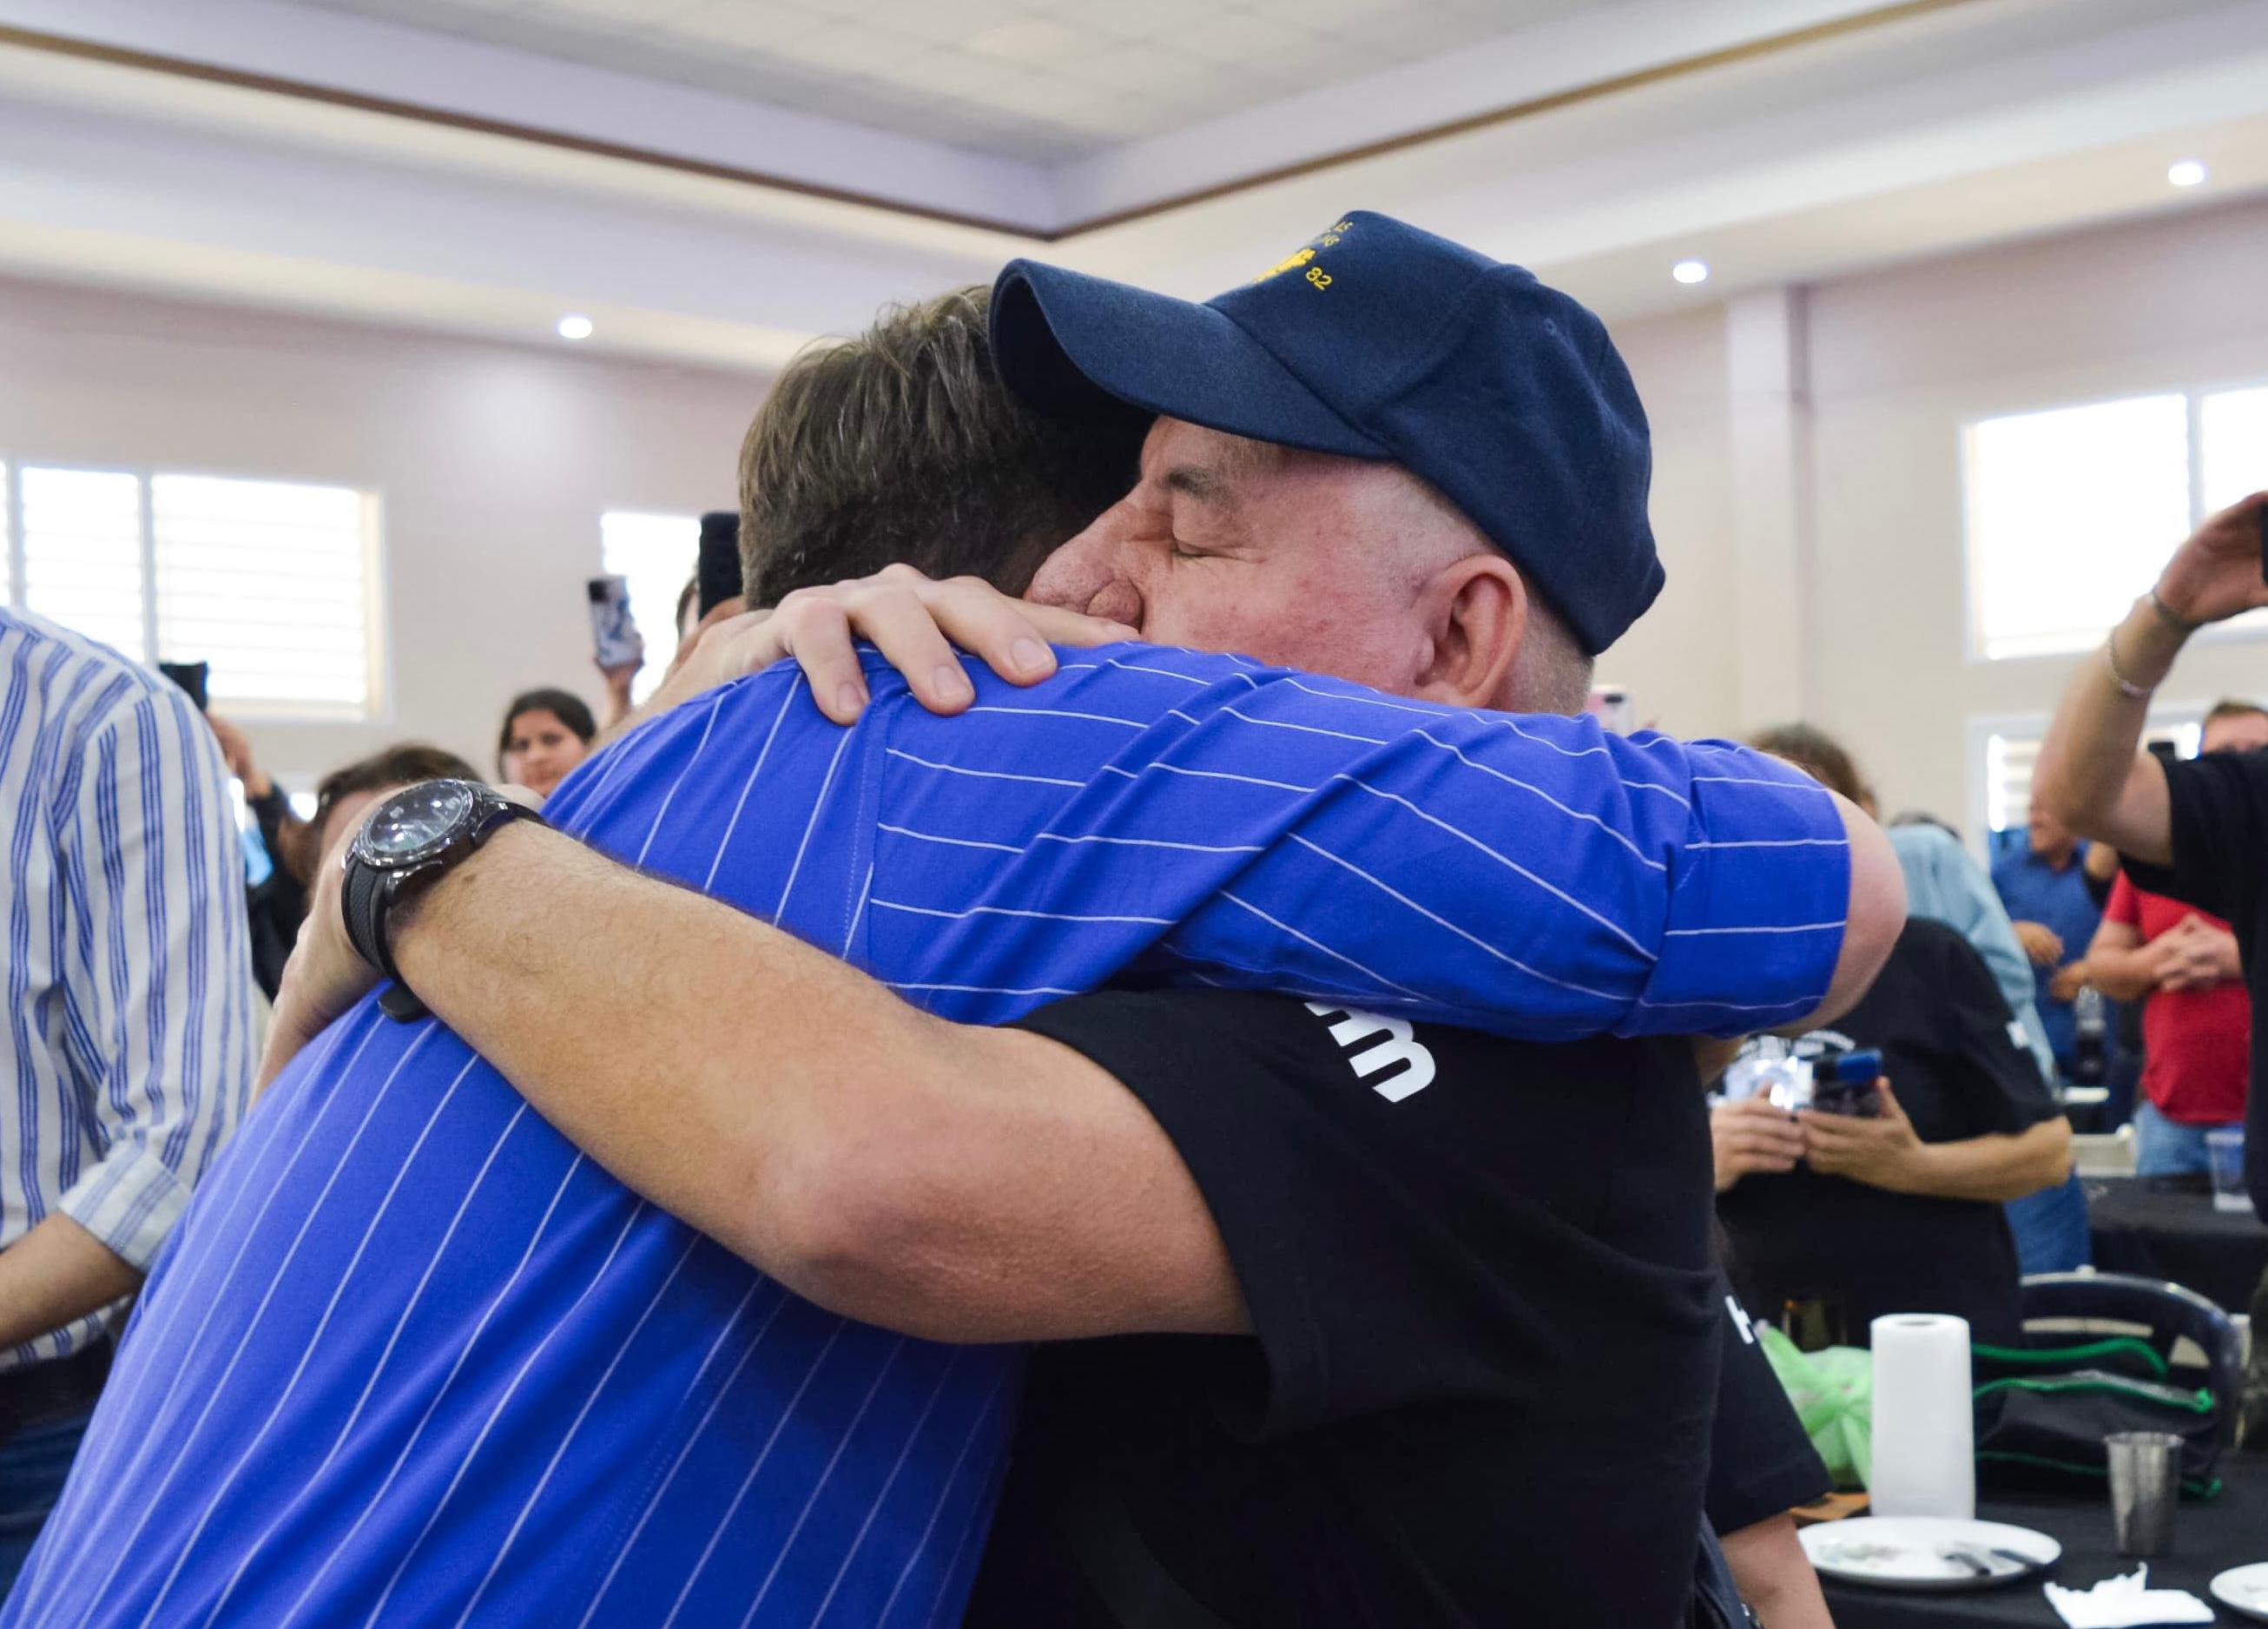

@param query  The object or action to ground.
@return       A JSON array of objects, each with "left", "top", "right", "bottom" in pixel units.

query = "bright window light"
[
  {"left": 2200, "top": 386, "right": 2268, "bottom": 514},
  {"left": 600, "top": 510, "right": 700, "bottom": 705},
  {"left": 152, "top": 473, "right": 379, "bottom": 716},
  {"left": 6, "top": 464, "right": 383, "bottom": 718},
  {"left": 21, "top": 466, "right": 148, "bottom": 659},
  {"left": 1964, "top": 395, "right": 2192, "bottom": 660}
]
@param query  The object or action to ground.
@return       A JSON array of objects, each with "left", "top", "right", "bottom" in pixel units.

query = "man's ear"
[{"left": 1412, "top": 553, "right": 1526, "bottom": 708}]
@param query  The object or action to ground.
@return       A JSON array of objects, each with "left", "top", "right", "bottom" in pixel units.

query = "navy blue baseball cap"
[{"left": 988, "top": 211, "right": 1660, "bottom": 655}]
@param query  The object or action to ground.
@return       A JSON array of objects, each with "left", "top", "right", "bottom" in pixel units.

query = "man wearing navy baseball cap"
[{"left": 989, "top": 211, "right": 1658, "bottom": 702}]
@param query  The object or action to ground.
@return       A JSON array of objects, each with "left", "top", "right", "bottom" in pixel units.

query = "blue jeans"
[
  {"left": 2005, "top": 1170, "right": 2092, "bottom": 1275},
  {"left": 2133, "top": 1098, "right": 2239, "bottom": 1177},
  {"left": 0, "top": 1406, "right": 92, "bottom": 1596}
]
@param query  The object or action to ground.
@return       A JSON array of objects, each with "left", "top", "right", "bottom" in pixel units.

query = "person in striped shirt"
[
  {"left": 9, "top": 217, "right": 1897, "bottom": 1627},
  {"left": 0, "top": 610, "right": 252, "bottom": 1587}
]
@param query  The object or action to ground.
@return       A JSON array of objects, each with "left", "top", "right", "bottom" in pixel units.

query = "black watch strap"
[{"left": 341, "top": 784, "right": 543, "bottom": 1023}]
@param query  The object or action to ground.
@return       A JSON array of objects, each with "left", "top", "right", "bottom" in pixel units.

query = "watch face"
[{"left": 358, "top": 780, "right": 478, "bottom": 869}]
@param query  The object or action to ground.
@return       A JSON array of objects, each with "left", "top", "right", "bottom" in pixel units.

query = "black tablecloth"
[
  {"left": 1819, "top": 1454, "right": 2268, "bottom": 1626},
  {"left": 2087, "top": 1177, "right": 2268, "bottom": 1314}
]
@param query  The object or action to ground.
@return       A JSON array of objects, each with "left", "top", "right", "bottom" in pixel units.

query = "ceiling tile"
[
  {"left": 965, "top": 17, "right": 1097, "bottom": 65},
  {"left": 260, "top": 0, "right": 1574, "bottom": 162},
  {"left": 660, "top": 0, "right": 834, "bottom": 51}
]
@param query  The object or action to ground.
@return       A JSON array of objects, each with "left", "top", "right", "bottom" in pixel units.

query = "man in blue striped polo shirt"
[{"left": 10, "top": 220, "right": 1896, "bottom": 1626}]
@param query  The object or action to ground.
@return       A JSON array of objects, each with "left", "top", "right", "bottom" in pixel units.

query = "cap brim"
[{"left": 990, "top": 261, "right": 1388, "bottom": 460}]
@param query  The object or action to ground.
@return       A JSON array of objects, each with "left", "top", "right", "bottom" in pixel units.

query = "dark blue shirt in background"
[{"left": 1991, "top": 841, "right": 2104, "bottom": 1071}]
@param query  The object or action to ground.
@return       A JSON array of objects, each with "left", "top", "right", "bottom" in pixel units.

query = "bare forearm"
[
  {"left": 2085, "top": 945, "right": 2160, "bottom": 1004},
  {"left": 0, "top": 1216, "right": 141, "bottom": 1351},
  {"left": 1718, "top": 1515, "right": 1832, "bottom": 1629},
  {"left": 2034, "top": 599, "right": 2180, "bottom": 864},
  {"left": 1902, "top": 1121, "right": 2071, "bottom": 1203},
  {"left": 386, "top": 824, "right": 1242, "bottom": 1342}
]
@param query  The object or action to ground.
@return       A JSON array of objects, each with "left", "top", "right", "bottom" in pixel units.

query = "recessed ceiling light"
[
  {"left": 1671, "top": 259, "right": 1710, "bottom": 285},
  {"left": 2168, "top": 160, "right": 2207, "bottom": 188},
  {"left": 556, "top": 313, "right": 594, "bottom": 340}
]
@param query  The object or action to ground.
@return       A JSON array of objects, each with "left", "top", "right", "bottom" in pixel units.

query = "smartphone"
[
  {"left": 1810, "top": 1049, "right": 1882, "bottom": 1117},
  {"left": 586, "top": 575, "right": 643, "bottom": 670},
  {"left": 158, "top": 660, "right": 209, "bottom": 713},
  {"left": 696, "top": 511, "right": 742, "bottom": 617}
]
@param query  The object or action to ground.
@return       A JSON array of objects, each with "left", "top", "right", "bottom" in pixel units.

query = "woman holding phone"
[{"left": 1712, "top": 724, "right": 2075, "bottom": 1347}]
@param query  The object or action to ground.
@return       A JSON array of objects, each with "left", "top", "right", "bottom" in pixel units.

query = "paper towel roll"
[{"left": 1869, "top": 1312, "right": 1975, "bottom": 1519}]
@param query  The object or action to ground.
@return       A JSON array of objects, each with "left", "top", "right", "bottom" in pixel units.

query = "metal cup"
[{"left": 2106, "top": 1431, "right": 2183, "bottom": 1556}]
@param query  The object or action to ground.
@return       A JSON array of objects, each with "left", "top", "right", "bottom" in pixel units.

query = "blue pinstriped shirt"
[
  {"left": 10, "top": 643, "right": 1847, "bottom": 1627},
  {"left": 0, "top": 610, "right": 250, "bottom": 1368}
]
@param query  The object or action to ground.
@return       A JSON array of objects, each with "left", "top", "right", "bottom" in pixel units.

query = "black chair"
[{"left": 2017, "top": 1270, "right": 2245, "bottom": 1447}]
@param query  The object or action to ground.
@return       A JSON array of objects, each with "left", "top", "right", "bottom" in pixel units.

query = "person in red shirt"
[{"left": 2086, "top": 701, "right": 2268, "bottom": 1173}]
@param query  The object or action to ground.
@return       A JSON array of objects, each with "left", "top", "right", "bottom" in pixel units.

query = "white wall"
[
  {"left": 1803, "top": 195, "right": 2268, "bottom": 829},
  {"left": 1595, "top": 305, "right": 1743, "bottom": 740},
  {"left": 0, "top": 276, "right": 764, "bottom": 785},
  {"left": 13, "top": 189, "right": 2268, "bottom": 830}
]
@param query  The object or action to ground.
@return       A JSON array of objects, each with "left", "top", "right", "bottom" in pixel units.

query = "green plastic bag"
[{"left": 1757, "top": 1326, "right": 1874, "bottom": 1489}]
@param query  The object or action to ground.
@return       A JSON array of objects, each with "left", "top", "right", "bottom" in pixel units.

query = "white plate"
[
  {"left": 2211, "top": 1562, "right": 2268, "bottom": 1622},
  {"left": 1800, "top": 1516, "right": 2061, "bottom": 1593}
]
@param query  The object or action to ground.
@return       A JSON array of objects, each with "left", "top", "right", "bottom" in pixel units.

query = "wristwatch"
[{"left": 340, "top": 779, "right": 544, "bottom": 1020}]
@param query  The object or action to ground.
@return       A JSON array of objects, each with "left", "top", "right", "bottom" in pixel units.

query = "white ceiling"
[
  {"left": 0, "top": 0, "right": 2264, "bottom": 375},
  {"left": 273, "top": 0, "right": 1593, "bottom": 160}
]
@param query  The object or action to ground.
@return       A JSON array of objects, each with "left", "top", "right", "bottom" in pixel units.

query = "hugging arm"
[{"left": 265, "top": 627, "right": 1894, "bottom": 1341}]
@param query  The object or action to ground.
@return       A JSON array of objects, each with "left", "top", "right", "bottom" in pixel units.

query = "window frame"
[
  {"left": 1961, "top": 375, "right": 2268, "bottom": 667},
  {"left": 1965, "top": 703, "right": 2206, "bottom": 854},
  {"left": 0, "top": 454, "right": 389, "bottom": 722}
]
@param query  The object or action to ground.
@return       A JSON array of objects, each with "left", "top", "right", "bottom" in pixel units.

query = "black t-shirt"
[
  {"left": 2125, "top": 748, "right": 2268, "bottom": 1222},
  {"left": 1715, "top": 917, "right": 2062, "bottom": 1348},
  {"left": 964, "top": 989, "right": 1766, "bottom": 1628},
  {"left": 1705, "top": 1295, "right": 1831, "bottom": 1536}
]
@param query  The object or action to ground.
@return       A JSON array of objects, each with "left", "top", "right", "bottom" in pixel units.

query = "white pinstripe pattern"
[
  {"left": 884, "top": 748, "right": 1085, "bottom": 788},
  {"left": 0, "top": 610, "right": 250, "bottom": 1365},
  {"left": 657, "top": 1324, "right": 853, "bottom": 1629},
  {"left": 12, "top": 1019, "right": 333, "bottom": 1607},
  {"left": 802, "top": 1349, "right": 965, "bottom": 1628},
  {"left": 447, "top": 1237, "right": 704, "bottom": 1628},
  {"left": 357, "top": 1200, "right": 652, "bottom": 1629},
  {"left": 874, "top": 1369, "right": 1012, "bottom": 1629},
  {"left": 871, "top": 900, "right": 1178, "bottom": 928},
  {"left": 12, "top": 640, "right": 1857, "bottom": 1629},
  {"left": 66, "top": 1026, "right": 440, "bottom": 1629},
  {"left": 196, "top": 1100, "right": 538, "bottom": 1626},
  {"left": 727, "top": 1334, "right": 903, "bottom": 1629},
  {"left": 634, "top": 692, "right": 725, "bottom": 868},
  {"left": 1284, "top": 834, "right": 1626, "bottom": 1004},
  {"left": 702, "top": 676, "right": 806, "bottom": 893},
  {"left": 573, "top": 1283, "right": 799, "bottom": 1629},
  {"left": 1325, "top": 773, "right": 1655, "bottom": 956},
  {"left": 275, "top": 1148, "right": 596, "bottom": 1629},
  {"left": 135, "top": 1053, "right": 486, "bottom": 1629},
  {"left": 1216, "top": 892, "right": 1428, "bottom": 1005}
]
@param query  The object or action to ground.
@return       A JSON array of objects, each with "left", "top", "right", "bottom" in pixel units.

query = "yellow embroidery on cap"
[{"left": 1251, "top": 247, "right": 1316, "bottom": 284}]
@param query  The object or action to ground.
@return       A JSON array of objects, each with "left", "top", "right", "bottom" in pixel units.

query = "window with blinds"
[
  {"left": 1, "top": 463, "right": 382, "bottom": 719},
  {"left": 600, "top": 510, "right": 700, "bottom": 707},
  {"left": 1983, "top": 716, "right": 2200, "bottom": 835},
  {"left": 1965, "top": 383, "right": 2268, "bottom": 662}
]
